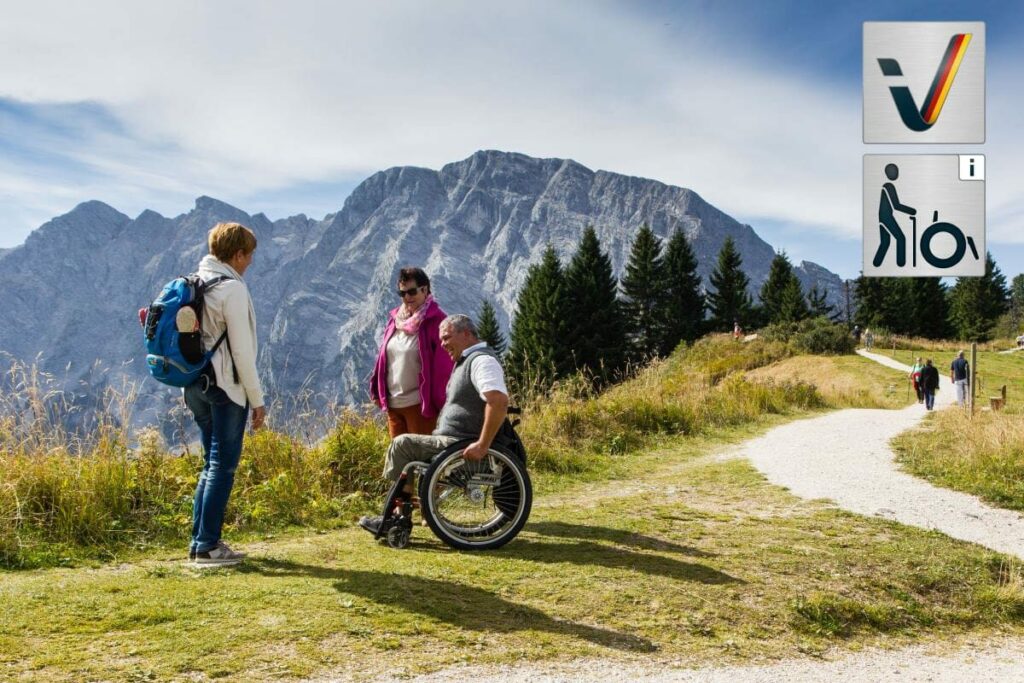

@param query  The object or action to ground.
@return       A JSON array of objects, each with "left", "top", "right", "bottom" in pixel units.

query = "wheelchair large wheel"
[{"left": 419, "top": 442, "right": 531, "bottom": 551}]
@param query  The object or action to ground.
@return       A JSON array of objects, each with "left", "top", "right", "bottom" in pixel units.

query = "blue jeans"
[
  {"left": 924, "top": 391, "right": 936, "bottom": 410},
  {"left": 184, "top": 381, "right": 249, "bottom": 553}
]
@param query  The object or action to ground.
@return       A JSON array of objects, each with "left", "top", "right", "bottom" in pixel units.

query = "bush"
[{"left": 761, "top": 318, "right": 854, "bottom": 355}]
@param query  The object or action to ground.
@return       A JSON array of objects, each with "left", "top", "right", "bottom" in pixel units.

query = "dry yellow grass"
[
  {"left": 895, "top": 408, "right": 1024, "bottom": 511},
  {"left": 747, "top": 355, "right": 913, "bottom": 409}
]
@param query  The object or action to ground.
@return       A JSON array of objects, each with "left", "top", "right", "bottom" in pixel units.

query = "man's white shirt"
[{"left": 462, "top": 342, "right": 508, "bottom": 399}]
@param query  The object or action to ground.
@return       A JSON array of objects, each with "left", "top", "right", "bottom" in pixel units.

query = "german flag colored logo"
[{"left": 878, "top": 33, "right": 972, "bottom": 132}]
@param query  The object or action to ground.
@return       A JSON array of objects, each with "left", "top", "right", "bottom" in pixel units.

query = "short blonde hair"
[{"left": 208, "top": 222, "right": 257, "bottom": 262}]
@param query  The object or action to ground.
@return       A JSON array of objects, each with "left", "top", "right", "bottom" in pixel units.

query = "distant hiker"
[
  {"left": 852, "top": 325, "right": 862, "bottom": 344},
  {"left": 920, "top": 359, "right": 939, "bottom": 411},
  {"left": 873, "top": 163, "right": 916, "bottom": 268},
  {"left": 370, "top": 267, "right": 454, "bottom": 438},
  {"left": 950, "top": 350, "right": 970, "bottom": 407},
  {"left": 360, "top": 314, "right": 508, "bottom": 536},
  {"left": 864, "top": 328, "right": 874, "bottom": 350},
  {"left": 909, "top": 356, "right": 925, "bottom": 404},
  {"left": 185, "top": 222, "right": 265, "bottom": 566},
  {"left": 733, "top": 321, "right": 742, "bottom": 340}
]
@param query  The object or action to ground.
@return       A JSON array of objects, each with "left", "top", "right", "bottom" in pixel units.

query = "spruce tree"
[
  {"left": 707, "top": 236, "right": 753, "bottom": 332},
  {"left": 563, "top": 226, "right": 627, "bottom": 383},
  {"left": 620, "top": 224, "right": 667, "bottom": 360},
  {"left": 656, "top": 229, "right": 705, "bottom": 354},
  {"left": 807, "top": 284, "right": 834, "bottom": 319},
  {"left": 777, "top": 276, "right": 810, "bottom": 323},
  {"left": 853, "top": 275, "right": 888, "bottom": 330},
  {"left": 908, "top": 278, "right": 949, "bottom": 339},
  {"left": 476, "top": 299, "right": 507, "bottom": 356},
  {"left": 506, "top": 245, "right": 572, "bottom": 392},
  {"left": 1007, "top": 274, "right": 1024, "bottom": 333},
  {"left": 880, "top": 278, "right": 914, "bottom": 334},
  {"left": 760, "top": 251, "right": 798, "bottom": 324},
  {"left": 949, "top": 252, "right": 1009, "bottom": 342}
]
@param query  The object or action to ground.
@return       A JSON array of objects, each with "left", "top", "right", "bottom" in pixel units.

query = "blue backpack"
[{"left": 142, "top": 274, "right": 233, "bottom": 387}]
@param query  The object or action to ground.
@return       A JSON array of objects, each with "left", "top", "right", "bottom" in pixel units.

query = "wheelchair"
[{"left": 373, "top": 410, "right": 532, "bottom": 551}]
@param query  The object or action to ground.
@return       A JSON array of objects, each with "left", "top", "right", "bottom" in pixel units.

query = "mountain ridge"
[{"left": 2, "top": 150, "right": 844, "bottom": 428}]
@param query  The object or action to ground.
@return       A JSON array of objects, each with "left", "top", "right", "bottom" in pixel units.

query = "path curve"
[{"left": 739, "top": 349, "right": 1024, "bottom": 559}]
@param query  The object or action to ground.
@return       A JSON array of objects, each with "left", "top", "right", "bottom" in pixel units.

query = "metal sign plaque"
[
  {"left": 863, "top": 155, "right": 985, "bottom": 277},
  {"left": 864, "top": 22, "right": 985, "bottom": 143}
]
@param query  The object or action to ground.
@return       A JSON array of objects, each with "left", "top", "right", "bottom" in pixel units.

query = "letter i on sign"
[{"left": 958, "top": 155, "right": 985, "bottom": 180}]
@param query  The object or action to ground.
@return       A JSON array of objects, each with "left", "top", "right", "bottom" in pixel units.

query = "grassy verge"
[
  {"left": 747, "top": 354, "right": 916, "bottom": 409},
  {"left": 879, "top": 346, "right": 1024, "bottom": 511},
  {"left": 2, "top": 432, "right": 1022, "bottom": 682},
  {"left": 894, "top": 409, "right": 1024, "bottom": 511},
  {"left": 0, "top": 336, "right": 822, "bottom": 568}
]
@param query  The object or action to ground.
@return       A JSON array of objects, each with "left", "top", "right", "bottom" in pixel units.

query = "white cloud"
[{"left": 0, "top": 1, "right": 1019, "bottom": 256}]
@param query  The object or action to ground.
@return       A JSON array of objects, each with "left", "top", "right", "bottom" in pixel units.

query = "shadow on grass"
[
  {"left": 527, "top": 521, "right": 714, "bottom": 557},
  {"left": 243, "top": 559, "right": 656, "bottom": 652},
  {"left": 499, "top": 538, "right": 740, "bottom": 584}
]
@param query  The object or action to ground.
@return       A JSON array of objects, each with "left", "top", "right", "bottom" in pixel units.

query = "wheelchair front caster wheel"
[{"left": 387, "top": 526, "right": 411, "bottom": 549}]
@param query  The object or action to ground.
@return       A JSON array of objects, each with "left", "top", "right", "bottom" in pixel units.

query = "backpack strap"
[{"left": 198, "top": 275, "right": 241, "bottom": 384}]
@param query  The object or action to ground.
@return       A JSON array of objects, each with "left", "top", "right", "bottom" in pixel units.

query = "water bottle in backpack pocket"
[{"left": 140, "top": 274, "right": 232, "bottom": 387}]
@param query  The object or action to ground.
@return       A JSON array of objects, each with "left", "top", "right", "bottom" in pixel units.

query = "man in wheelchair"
[{"left": 359, "top": 313, "right": 510, "bottom": 536}]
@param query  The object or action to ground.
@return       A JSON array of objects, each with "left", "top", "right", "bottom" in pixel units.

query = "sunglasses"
[{"left": 397, "top": 286, "right": 424, "bottom": 298}]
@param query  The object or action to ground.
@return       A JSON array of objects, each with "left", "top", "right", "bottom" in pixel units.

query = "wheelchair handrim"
[{"left": 425, "top": 449, "right": 528, "bottom": 546}]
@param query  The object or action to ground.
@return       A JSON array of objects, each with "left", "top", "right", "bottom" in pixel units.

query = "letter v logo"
[{"left": 878, "top": 33, "right": 972, "bottom": 131}]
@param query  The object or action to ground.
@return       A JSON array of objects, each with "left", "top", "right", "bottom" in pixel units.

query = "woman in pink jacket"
[{"left": 370, "top": 267, "right": 454, "bottom": 438}]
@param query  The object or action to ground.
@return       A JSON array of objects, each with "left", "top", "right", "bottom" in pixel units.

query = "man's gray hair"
[
  {"left": 958, "top": 350, "right": 965, "bottom": 358},
  {"left": 441, "top": 314, "right": 478, "bottom": 337}
]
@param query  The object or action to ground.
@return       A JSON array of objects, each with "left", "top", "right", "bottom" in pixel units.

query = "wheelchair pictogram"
[{"left": 915, "top": 210, "right": 979, "bottom": 269}]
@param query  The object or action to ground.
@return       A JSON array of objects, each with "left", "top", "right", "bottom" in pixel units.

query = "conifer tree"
[
  {"left": 853, "top": 275, "right": 887, "bottom": 329},
  {"left": 1008, "top": 274, "right": 1024, "bottom": 331},
  {"left": 476, "top": 299, "right": 507, "bottom": 356},
  {"left": 563, "top": 226, "right": 627, "bottom": 383},
  {"left": 777, "top": 276, "right": 810, "bottom": 323},
  {"left": 760, "top": 251, "right": 798, "bottom": 324},
  {"left": 949, "top": 252, "right": 1009, "bottom": 342},
  {"left": 506, "top": 245, "right": 572, "bottom": 391},
  {"left": 807, "top": 284, "right": 834, "bottom": 319},
  {"left": 908, "top": 278, "right": 949, "bottom": 339},
  {"left": 707, "top": 237, "right": 753, "bottom": 332},
  {"left": 620, "top": 224, "right": 667, "bottom": 360},
  {"left": 656, "top": 229, "right": 705, "bottom": 354}
]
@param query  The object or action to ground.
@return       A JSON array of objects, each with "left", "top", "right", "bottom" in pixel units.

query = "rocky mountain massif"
[{"left": 1, "top": 150, "right": 843, "bottom": 429}]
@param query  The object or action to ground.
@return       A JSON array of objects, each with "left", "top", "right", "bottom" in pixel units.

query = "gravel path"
[
  {"left": 388, "top": 638, "right": 1024, "bottom": 682},
  {"left": 738, "top": 349, "right": 1024, "bottom": 559}
]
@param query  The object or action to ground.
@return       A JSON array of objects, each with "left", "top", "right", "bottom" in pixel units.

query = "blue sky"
[{"left": 1, "top": 1, "right": 1021, "bottom": 280}]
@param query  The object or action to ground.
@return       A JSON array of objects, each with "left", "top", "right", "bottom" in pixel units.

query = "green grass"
[
  {"left": 881, "top": 346, "right": 1024, "bottom": 511},
  {"left": 882, "top": 348, "right": 1024, "bottom": 411},
  {"left": 2, "top": 434, "right": 1022, "bottom": 682},
  {"left": 3, "top": 337, "right": 1024, "bottom": 680}
]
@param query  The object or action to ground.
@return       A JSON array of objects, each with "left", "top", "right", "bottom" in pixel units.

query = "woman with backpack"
[
  {"left": 184, "top": 221, "right": 266, "bottom": 566},
  {"left": 370, "top": 267, "right": 454, "bottom": 438}
]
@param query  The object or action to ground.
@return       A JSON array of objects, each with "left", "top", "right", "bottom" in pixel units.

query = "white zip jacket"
[{"left": 196, "top": 255, "right": 264, "bottom": 409}]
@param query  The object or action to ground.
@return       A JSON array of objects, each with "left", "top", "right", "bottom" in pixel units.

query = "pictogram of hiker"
[{"left": 873, "top": 163, "right": 916, "bottom": 268}]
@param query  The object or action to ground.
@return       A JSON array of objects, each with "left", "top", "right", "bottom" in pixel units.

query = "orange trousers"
[{"left": 386, "top": 404, "right": 437, "bottom": 438}]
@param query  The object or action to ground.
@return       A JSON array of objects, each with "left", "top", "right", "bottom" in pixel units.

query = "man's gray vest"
[{"left": 434, "top": 347, "right": 500, "bottom": 440}]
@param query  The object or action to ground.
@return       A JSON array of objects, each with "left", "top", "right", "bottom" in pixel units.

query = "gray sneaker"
[{"left": 193, "top": 541, "right": 245, "bottom": 566}]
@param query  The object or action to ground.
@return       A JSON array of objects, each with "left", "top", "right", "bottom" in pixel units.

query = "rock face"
[{"left": 1, "top": 150, "right": 844, "bottom": 428}]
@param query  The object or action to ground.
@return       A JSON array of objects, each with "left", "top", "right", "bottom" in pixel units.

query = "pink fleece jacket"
[{"left": 369, "top": 299, "right": 453, "bottom": 418}]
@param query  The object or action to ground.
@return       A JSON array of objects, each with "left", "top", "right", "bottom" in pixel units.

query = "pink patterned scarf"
[{"left": 394, "top": 295, "right": 435, "bottom": 335}]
